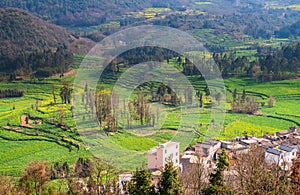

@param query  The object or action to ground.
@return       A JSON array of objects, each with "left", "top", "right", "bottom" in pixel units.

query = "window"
[
  {"left": 165, "top": 149, "right": 167, "bottom": 153},
  {"left": 176, "top": 145, "right": 178, "bottom": 149},
  {"left": 176, "top": 152, "right": 178, "bottom": 156}
]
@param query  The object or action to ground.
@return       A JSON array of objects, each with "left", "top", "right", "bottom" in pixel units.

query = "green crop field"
[
  {"left": 0, "top": 58, "right": 300, "bottom": 175},
  {"left": 0, "top": 76, "right": 93, "bottom": 176}
]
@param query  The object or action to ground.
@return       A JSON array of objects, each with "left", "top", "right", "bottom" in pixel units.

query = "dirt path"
[{"left": 54, "top": 69, "right": 76, "bottom": 77}]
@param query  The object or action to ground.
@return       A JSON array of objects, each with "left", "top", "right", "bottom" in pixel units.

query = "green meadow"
[{"left": 0, "top": 55, "right": 299, "bottom": 174}]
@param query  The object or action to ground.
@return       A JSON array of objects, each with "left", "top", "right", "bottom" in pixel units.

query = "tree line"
[
  {"left": 103, "top": 41, "right": 300, "bottom": 83},
  {"left": 0, "top": 46, "right": 73, "bottom": 79},
  {"left": 212, "top": 41, "right": 300, "bottom": 81},
  {"left": 0, "top": 89, "right": 23, "bottom": 99},
  {"left": 89, "top": 82, "right": 198, "bottom": 132}
]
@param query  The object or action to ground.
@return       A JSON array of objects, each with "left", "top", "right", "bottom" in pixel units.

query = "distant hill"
[
  {"left": 275, "top": 21, "right": 300, "bottom": 39},
  {"left": 0, "top": 0, "right": 294, "bottom": 27},
  {"left": 0, "top": 7, "right": 96, "bottom": 77},
  {"left": 0, "top": 0, "right": 193, "bottom": 27},
  {"left": 0, "top": 7, "right": 95, "bottom": 59}
]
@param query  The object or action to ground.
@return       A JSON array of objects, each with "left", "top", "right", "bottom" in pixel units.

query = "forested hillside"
[
  {"left": 276, "top": 21, "right": 300, "bottom": 38},
  {"left": 0, "top": 8, "right": 95, "bottom": 77},
  {"left": 0, "top": 0, "right": 191, "bottom": 27},
  {"left": 0, "top": 8, "right": 95, "bottom": 56}
]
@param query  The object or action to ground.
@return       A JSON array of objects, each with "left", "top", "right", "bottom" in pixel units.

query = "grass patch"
[{"left": 110, "top": 130, "right": 158, "bottom": 152}]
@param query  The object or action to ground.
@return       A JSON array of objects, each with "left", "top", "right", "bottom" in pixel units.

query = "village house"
[
  {"left": 264, "top": 133, "right": 279, "bottom": 141},
  {"left": 265, "top": 145, "right": 298, "bottom": 170},
  {"left": 195, "top": 139, "right": 221, "bottom": 160},
  {"left": 147, "top": 141, "right": 180, "bottom": 170},
  {"left": 253, "top": 137, "right": 272, "bottom": 148},
  {"left": 239, "top": 137, "right": 258, "bottom": 147},
  {"left": 276, "top": 130, "right": 292, "bottom": 140},
  {"left": 179, "top": 140, "right": 221, "bottom": 171},
  {"left": 180, "top": 150, "right": 200, "bottom": 172},
  {"left": 220, "top": 140, "right": 248, "bottom": 155},
  {"left": 119, "top": 173, "right": 133, "bottom": 194}
]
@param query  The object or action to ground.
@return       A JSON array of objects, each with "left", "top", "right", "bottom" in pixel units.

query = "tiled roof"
[
  {"left": 279, "top": 145, "right": 294, "bottom": 152},
  {"left": 267, "top": 148, "right": 282, "bottom": 156},
  {"left": 148, "top": 141, "right": 179, "bottom": 154}
]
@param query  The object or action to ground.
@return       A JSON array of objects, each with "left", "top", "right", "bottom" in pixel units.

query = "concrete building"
[
  {"left": 220, "top": 140, "right": 248, "bottom": 155},
  {"left": 195, "top": 139, "right": 221, "bottom": 160},
  {"left": 265, "top": 145, "right": 298, "bottom": 170},
  {"left": 119, "top": 173, "right": 133, "bottom": 194},
  {"left": 147, "top": 141, "right": 180, "bottom": 170},
  {"left": 239, "top": 138, "right": 258, "bottom": 147}
]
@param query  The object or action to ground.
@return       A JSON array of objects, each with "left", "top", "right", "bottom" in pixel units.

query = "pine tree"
[
  {"left": 203, "top": 149, "right": 232, "bottom": 195},
  {"left": 128, "top": 168, "right": 155, "bottom": 195},
  {"left": 158, "top": 161, "right": 182, "bottom": 195}
]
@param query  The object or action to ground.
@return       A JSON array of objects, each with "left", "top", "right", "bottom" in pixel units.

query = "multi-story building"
[{"left": 147, "top": 141, "right": 180, "bottom": 170}]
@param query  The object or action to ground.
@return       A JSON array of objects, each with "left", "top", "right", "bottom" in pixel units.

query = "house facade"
[
  {"left": 147, "top": 141, "right": 180, "bottom": 170},
  {"left": 265, "top": 145, "right": 298, "bottom": 170}
]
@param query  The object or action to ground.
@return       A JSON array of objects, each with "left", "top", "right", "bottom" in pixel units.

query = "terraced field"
[
  {"left": 0, "top": 78, "right": 91, "bottom": 176},
  {"left": 0, "top": 62, "right": 299, "bottom": 175}
]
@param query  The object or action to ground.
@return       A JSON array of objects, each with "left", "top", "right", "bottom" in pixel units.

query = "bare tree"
[
  {"left": 19, "top": 161, "right": 50, "bottom": 195},
  {"left": 180, "top": 155, "right": 209, "bottom": 195},
  {"left": 290, "top": 156, "right": 300, "bottom": 194},
  {"left": 0, "top": 177, "right": 20, "bottom": 195},
  {"left": 228, "top": 147, "right": 292, "bottom": 195},
  {"left": 87, "top": 160, "right": 120, "bottom": 195}
]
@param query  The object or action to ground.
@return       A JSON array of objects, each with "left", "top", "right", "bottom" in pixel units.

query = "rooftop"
[
  {"left": 181, "top": 154, "right": 199, "bottom": 164},
  {"left": 266, "top": 148, "right": 282, "bottom": 156},
  {"left": 266, "top": 145, "right": 296, "bottom": 156},
  {"left": 279, "top": 145, "right": 294, "bottom": 152},
  {"left": 147, "top": 141, "right": 179, "bottom": 155},
  {"left": 240, "top": 139, "right": 257, "bottom": 145},
  {"left": 196, "top": 139, "right": 220, "bottom": 148},
  {"left": 277, "top": 130, "right": 290, "bottom": 135}
]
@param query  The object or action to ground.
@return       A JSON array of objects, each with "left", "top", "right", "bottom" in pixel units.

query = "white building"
[
  {"left": 119, "top": 173, "right": 133, "bottom": 194},
  {"left": 147, "top": 141, "right": 180, "bottom": 170},
  {"left": 265, "top": 145, "right": 298, "bottom": 170}
]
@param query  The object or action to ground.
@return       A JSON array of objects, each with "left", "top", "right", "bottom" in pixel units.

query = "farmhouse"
[
  {"left": 147, "top": 141, "right": 180, "bottom": 170},
  {"left": 264, "top": 133, "right": 279, "bottom": 141},
  {"left": 180, "top": 150, "right": 201, "bottom": 172},
  {"left": 220, "top": 140, "right": 248, "bottom": 155},
  {"left": 195, "top": 139, "right": 221, "bottom": 160},
  {"left": 265, "top": 145, "right": 298, "bottom": 170},
  {"left": 239, "top": 138, "right": 258, "bottom": 147},
  {"left": 179, "top": 140, "right": 221, "bottom": 171},
  {"left": 119, "top": 173, "right": 133, "bottom": 194}
]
